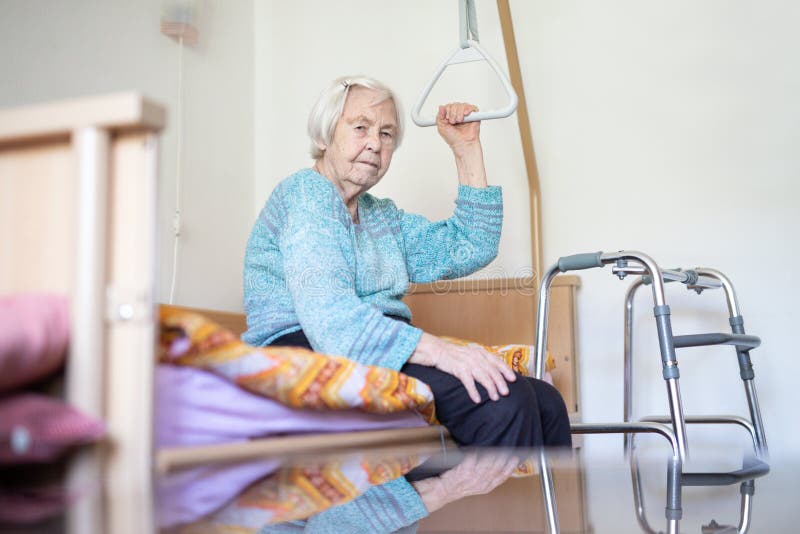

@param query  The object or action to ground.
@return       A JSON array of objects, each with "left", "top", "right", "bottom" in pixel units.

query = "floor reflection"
[
  {"left": 154, "top": 437, "right": 800, "bottom": 534},
  {"left": 158, "top": 445, "right": 574, "bottom": 533},
  {"left": 158, "top": 444, "right": 435, "bottom": 532},
  {"left": 6, "top": 438, "right": 794, "bottom": 532}
]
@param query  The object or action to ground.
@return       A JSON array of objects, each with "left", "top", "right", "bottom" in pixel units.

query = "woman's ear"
[{"left": 315, "top": 140, "right": 327, "bottom": 152}]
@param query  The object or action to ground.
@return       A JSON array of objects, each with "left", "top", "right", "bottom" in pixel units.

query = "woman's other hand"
[
  {"left": 436, "top": 102, "right": 480, "bottom": 156},
  {"left": 411, "top": 450, "right": 520, "bottom": 513},
  {"left": 408, "top": 333, "right": 516, "bottom": 403}
]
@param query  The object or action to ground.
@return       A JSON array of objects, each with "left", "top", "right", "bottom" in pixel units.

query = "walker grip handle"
[{"left": 557, "top": 252, "right": 604, "bottom": 272}]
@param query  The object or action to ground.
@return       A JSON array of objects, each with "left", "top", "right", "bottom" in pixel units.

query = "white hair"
[{"left": 307, "top": 75, "right": 404, "bottom": 160}]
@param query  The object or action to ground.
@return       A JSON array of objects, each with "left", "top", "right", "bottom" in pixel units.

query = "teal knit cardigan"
[{"left": 242, "top": 168, "right": 503, "bottom": 371}]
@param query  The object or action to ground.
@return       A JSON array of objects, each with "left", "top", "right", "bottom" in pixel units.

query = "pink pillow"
[
  {"left": 0, "top": 293, "right": 70, "bottom": 392},
  {"left": 0, "top": 483, "right": 71, "bottom": 524},
  {"left": 0, "top": 394, "right": 104, "bottom": 464}
]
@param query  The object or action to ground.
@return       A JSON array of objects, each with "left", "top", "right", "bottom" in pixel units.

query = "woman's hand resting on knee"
[{"left": 408, "top": 333, "right": 516, "bottom": 403}]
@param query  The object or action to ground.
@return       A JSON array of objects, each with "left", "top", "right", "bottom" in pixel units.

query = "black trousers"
[{"left": 270, "top": 319, "right": 572, "bottom": 448}]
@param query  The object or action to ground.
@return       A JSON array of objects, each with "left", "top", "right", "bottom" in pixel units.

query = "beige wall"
[{"left": 0, "top": 0, "right": 253, "bottom": 312}]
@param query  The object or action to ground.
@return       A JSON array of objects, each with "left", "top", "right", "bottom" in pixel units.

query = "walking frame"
[{"left": 532, "top": 250, "right": 770, "bottom": 533}]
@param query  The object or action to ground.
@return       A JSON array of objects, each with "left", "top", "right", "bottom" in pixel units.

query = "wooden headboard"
[{"left": 403, "top": 276, "right": 581, "bottom": 415}]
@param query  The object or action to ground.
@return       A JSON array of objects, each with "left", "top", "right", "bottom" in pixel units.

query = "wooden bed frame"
[
  {"left": 1, "top": 92, "right": 586, "bottom": 532},
  {"left": 1, "top": 93, "right": 162, "bottom": 533}
]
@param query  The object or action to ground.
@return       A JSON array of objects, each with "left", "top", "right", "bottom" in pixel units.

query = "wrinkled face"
[{"left": 320, "top": 87, "right": 398, "bottom": 194}]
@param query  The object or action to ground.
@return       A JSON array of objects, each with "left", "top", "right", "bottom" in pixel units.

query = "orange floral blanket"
[{"left": 159, "top": 308, "right": 555, "bottom": 425}]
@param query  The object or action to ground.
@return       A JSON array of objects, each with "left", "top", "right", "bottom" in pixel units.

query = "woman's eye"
[
  {"left": 355, "top": 125, "right": 366, "bottom": 131},
  {"left": 381, "top": 131, "right": 393, "bottom": 138}
]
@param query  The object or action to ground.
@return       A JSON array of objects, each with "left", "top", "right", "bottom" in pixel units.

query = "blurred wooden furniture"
[{"left": 0, "top": 92, "right": 163, "bottom": 534}]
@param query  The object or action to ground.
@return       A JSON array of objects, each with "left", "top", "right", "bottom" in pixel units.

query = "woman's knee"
[
  {"left": 457, "top": 378, "right": 541, "bottom": 446},
  {"left": 528, "top": 378, "right": 573, "bottom": 447},
  {"left": 530, "top": 379, "right": 569, "bottom": 413},
  {"left": 486, "top": 376, "right": 540, "bottom": 420}
]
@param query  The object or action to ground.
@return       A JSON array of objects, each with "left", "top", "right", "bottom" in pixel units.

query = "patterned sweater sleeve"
[
  {"left": 279, "top": 175, "right": 422, "bottom": 370},
  {"left": 400, "top": 184, "right": 502, "bottom": 283}
]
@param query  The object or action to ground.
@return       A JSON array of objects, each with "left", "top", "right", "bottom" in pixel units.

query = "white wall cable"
[{"left": 168, "top": 35, "right": 184, "bottom": 304}]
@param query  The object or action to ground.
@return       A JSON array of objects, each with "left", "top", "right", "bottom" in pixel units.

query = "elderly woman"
[{"left": 243, "top": 76, "right": 570, "bottom": 449}]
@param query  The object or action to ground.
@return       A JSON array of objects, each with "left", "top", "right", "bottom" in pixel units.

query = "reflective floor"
[
  {"left": 156, "top": 436, "right": 797, "bottom": 533},
  {"left": 3, "top": 435, "right": 798, "bottom": 533}
]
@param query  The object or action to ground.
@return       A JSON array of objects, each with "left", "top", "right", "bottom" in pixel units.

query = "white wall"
[
  {"left": 512, "top": 0, "right": 799, "bottom": 455},
  {"left": 509, "top": 2, "right": 799, "bottom": 528},
  {"left": 0, "top": 0, "right": 253, "bottom": 311}
]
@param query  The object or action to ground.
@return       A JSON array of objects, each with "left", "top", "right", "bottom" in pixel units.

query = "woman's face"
[{"left": 320, "top": 87, "right": 398, "bottom": 195}]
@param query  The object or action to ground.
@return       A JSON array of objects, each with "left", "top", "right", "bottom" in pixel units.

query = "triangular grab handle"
[{"left": 411, "top": 39, "right": 518, "bottom": 127}]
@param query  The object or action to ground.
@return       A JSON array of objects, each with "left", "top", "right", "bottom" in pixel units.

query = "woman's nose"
[{"left": 365, "top": 128, "right": 380, "bottom": 151}]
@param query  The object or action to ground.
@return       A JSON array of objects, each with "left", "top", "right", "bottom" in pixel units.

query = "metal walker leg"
[
  {"left": 629, "top": 430, "right": 764, "bottom": 534},
  {"left": 623, "top": 266, "right": 769, "bottom": 461},
  {"left": 694, "top": 268, "right": 768, "bottom": 459}
]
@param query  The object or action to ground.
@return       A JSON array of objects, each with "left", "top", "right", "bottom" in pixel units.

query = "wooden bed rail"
[
  {"left": 1, "top": 92, "right": 165, "bottom": 534},
  {"left": 157, "top": 426, "right": 448, "bottom": 474}
]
